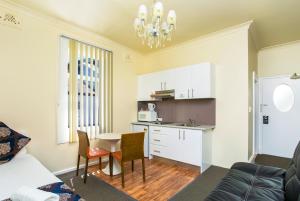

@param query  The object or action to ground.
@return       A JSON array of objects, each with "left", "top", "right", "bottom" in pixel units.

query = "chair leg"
[
  {"left": 142, "top": 158, "right": 146, "bottom": 182},
  {"left": 109, "top": 153, "right": 113, "bottom": 177},
  {"left": 131, "top": 160, "right": 134, "bottom": 172},
  {"left": 76, "top": 154, "right": 80, "bottom": 176},
  {"left": 99, "top": 157, "right": 102, "bottom": 170},
  {"left": 84, "top": 158, "right": 89, "bottom": 184},
  {"left": 121, "top": 161, "right": 125, "bottom": 188}
]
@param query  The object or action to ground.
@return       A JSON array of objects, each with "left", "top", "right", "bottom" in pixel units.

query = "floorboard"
[{"left": 88, "top": 157, "right": 200, "bottom": 201}]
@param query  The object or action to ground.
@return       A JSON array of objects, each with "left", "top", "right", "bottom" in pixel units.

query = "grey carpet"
[
  {"left": 168, "top": 166, "right": 229, "bottom": 201},
  {"left": 255, "top": 154, "right": 291, "bottom": 169},
  {"left": 58, "top": 170, "right": 137, "bottom": 201}
]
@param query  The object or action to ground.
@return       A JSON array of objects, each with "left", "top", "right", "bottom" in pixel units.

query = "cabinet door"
[
  {"left": 181, "top": 129, "right": 202, "bottom": 166},
  {"left": 137, "top": 72, "right": 163, "bottom": 101},
  {"left": 174, "top": 68, "right": 190, "bottom": 99},
  {"left": 149, "top": 72, "right": 165, "bottom": 91},
  {"left": 190, "top": 63, "right": 215, "bottom": 98},
  {"left": 163, "top": 70, "right": 177, "bottom": 90},
  {"left": 137, "top": 75, "right": 152, "bottom": 101}
]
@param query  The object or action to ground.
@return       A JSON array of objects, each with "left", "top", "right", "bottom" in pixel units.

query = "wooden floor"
[{"left": 89, "top": 157, "right": 200, "bottom": 201}]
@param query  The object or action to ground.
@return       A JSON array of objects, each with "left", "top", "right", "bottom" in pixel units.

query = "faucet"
[{"left": 188, "top": 118, "right": 196, "bottom": 126}]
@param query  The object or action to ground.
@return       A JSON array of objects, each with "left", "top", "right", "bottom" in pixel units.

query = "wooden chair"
[
  {"left": 76, "top": 130, "right": 110, "bottom": 183},
  {"left": 110, "top": 132, "right": 145, "bottom": 188}
]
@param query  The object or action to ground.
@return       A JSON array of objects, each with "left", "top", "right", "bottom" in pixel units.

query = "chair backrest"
[
  {"left": 120, "top": 132, "right": 145, "bottom": 162},
  {"left": 285, "top": 141, "right": 300, "bottom": 201},
  {"left": 77, "top": 130, "right": 90, "bottom": 158}
]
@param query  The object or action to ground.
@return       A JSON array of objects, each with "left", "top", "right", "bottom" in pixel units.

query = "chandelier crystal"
[{"left": 134, "top": 1, "right": 176, "bottom": 48}]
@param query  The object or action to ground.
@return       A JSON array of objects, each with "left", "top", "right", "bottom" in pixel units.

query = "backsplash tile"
[{"left": 138, "top": 99, "right": 215, "bottom": 125}]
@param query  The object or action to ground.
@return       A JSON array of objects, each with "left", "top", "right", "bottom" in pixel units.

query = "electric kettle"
[{"left": 148, "top": 103, "right": 156, "bottom": 111}]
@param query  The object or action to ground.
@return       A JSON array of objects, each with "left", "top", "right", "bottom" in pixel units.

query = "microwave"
[{"left": 138, "top": 111, "right": 157, "bottom": 122}]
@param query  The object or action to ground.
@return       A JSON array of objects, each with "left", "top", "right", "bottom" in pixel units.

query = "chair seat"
[
  {"left": 112, "top": 151, "right": 122, "bottom": 161},
  {"left": 87, "top": 148, "right": 110, "bottom": 159}
]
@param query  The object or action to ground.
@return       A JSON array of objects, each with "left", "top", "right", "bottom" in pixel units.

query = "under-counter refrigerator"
[{"left": 131, "top": 124, "right": 149, "bottom": 157}]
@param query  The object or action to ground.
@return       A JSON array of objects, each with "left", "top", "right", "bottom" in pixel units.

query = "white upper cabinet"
[
  {"left": 174, "top": 67, "right": 190, "bottom": 99},
  {"left": 137, "top": 63, "right": 215, "bottom": 101},
  {"left": 189, "top": 63, "right": 215, "bottom": 99}
]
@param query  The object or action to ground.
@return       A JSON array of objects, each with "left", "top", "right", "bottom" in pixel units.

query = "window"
[{"left": 57, "top": 37, "right": 113, "bottom": 144}]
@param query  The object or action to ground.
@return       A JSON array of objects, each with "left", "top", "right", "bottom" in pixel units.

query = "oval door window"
[{"left": 273, "top": 84, "right": 294, "bottom": 112}]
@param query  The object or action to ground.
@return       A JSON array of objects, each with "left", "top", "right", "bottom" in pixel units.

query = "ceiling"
[{"left": 9, "top": 0, "right": 300, "bottom": 53}]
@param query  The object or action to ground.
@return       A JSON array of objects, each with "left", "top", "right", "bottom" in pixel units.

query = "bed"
[{"left": 0, "top": 150, "right": 82, "bottom": 200}]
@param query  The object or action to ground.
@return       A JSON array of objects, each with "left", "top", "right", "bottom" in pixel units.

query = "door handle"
[
  {"left": 164, "top": 82, "right": 166, "bottom": 90},
  {"left": 153, "top": 139, "right": 160, "bottom": 142},
  {"left": 192, "top": 89, "right": 194, "bottom": 98},
  {"left": 154, "top": 150, "right": 160, "bottom": 153},
  {"left": 260, "top": 104, "right": 268, "bottom": 113},
  {"left": 183, "top": 130, "right": 186, "bottom": 140},
  {"left": 179, "top": 130, "right": 181, "bottom": 140},
  {"left": 188, "top": 89, "right": 190, "bottom": 98}
]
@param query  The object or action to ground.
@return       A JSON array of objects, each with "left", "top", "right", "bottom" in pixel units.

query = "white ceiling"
[{"left": 9, "top": 0, "right": 300, "bottom": 53}]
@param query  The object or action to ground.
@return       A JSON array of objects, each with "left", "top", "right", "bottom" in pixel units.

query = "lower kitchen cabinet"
[{"left": 149, "top": 126, "right": 212, "bottom": 173}]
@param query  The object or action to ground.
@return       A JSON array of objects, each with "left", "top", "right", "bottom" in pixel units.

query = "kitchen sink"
[{"left": 167, "top": 122, "right": 202, "bottom": 127}]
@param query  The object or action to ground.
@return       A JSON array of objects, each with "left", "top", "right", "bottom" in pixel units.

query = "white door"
[{"left": 260, "top": 76, "right": 300, "bottom": 158}]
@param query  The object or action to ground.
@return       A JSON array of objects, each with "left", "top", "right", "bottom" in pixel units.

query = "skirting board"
[{"left": 53, "top": 157, "right": 109, "bottom": 176}]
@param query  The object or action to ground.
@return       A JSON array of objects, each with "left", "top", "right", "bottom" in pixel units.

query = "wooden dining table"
[{"left": 96, "top": 133, "right": 122, "bottom": 176}]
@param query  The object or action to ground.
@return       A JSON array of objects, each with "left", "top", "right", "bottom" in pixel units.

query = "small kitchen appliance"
[
  {"left": 148, "top": 103, "right": 156, "bottom": 111},
  {"left": 138, "top": 110, "right": 157, "bottom": 122}
]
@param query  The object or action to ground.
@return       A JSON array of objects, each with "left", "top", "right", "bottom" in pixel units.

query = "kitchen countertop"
[{"left": 131, "top": 122, "right": 215, "bottom": 131}]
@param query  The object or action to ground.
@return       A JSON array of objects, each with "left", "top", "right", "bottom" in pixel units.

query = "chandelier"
[{"left": 134, "top": 1, "right": 177, "bottom": 48}]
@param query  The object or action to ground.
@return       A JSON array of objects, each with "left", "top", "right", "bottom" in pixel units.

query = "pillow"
[{"left": 0, "top": 122, "right": 31, "bottom": 164}]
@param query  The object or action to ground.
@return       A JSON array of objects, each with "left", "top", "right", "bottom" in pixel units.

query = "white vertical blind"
[
  {"left": 57, "top": 36, "right": 113, "bottom": 144},
  {"left": 79, "top": 43, "right": 84, "bottom": 131}
]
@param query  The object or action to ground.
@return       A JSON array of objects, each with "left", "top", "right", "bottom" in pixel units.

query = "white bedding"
[{"left": 0, "top": 153, "right": 60, "bottom": 200}]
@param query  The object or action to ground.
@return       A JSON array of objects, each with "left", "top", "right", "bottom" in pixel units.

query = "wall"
[
  {"left": 0, "top": 2, "right": 144, "bottom": 172},
  {"left": 141, "top": 23, "right": 251, "bottom": 168},
  {"left": 258, "top": 41, "right": 300, "bottom": 77},
  {"left": 248, "top": 29, "right": 258, "bottom": 159}
]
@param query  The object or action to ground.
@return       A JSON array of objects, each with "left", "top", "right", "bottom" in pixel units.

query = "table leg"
[{"left": 102, "top": 142, "right": 121, "bottom": 175}]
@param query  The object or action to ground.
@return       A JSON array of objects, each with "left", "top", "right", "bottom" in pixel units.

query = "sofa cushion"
[
  {"left": 285, "top": 141, "right": 300, "bottom": 201},
  {"left": 205, "top": 162, "right": 285, "bottom": 201},
  {"left": 0, "top": 122, "right": 31, "bottom": 164}
]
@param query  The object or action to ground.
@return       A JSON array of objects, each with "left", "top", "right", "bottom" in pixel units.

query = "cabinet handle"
[
  {"left": 154, "top": 150, "right": 160, "bottom": 153},
  {"left": 154, "top": 139, "right": 160, "bottom": 142},
  {"left": 188, "top": 89, "right": 190, "bottom": 98},
  {"left": 183, "top": 130, "right": 186, "bottom": 140},
  {"left": 192, "top": 89, "right": 194, "bottom": 98},
  {"left": 179, "top": 130, "right": 181, "bottom": 140},
  {"left": 153, "top": 129, "right": 160, "bottom": 132},
  {"left": 164, "top": 82, "right": 166, "bottom": 90}
]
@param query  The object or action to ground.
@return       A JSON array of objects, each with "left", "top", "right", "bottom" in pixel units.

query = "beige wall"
[
  {"left": 247, "top": 30, "right": 258, "bottom": 159},
  {"left": 258, "top": 41, "right": 300, "bottom": 77},
  {"left": 0, "top": 2, "right": 144, "bottom": 172},
  {"left": 141, "top": 24, "right": 251, "bottom": 168}
]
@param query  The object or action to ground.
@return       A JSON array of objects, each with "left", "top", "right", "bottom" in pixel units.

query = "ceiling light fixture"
[{"left": 134, "top": 1, "right": 176, "bottom": 48}]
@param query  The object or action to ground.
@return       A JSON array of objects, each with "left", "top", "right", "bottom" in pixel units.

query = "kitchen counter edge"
[{"left": 131, "top": 122, "right": 215, "bottom": 131}]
